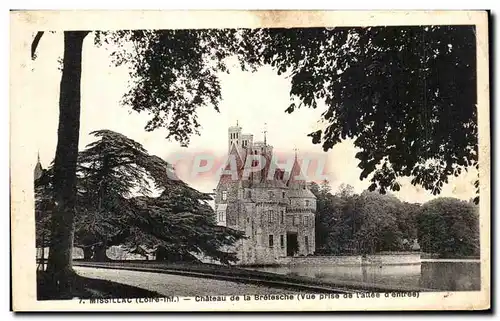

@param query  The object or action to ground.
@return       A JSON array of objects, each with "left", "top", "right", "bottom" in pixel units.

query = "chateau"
[{"left": 214, "top": 123, "right": 317, "bottom": 265}]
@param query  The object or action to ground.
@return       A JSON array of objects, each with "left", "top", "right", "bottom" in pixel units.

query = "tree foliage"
[
  {"left": 312, "top": 182, "right": 479, "bottom": 256},
  {"left": 95, "top": 30, "right": 252, "bottom": 146},
  {"left": 417, "top": 197, "right": 479, "bottom": 257},
  {"left": 354, "top": 191, "right": 407, "bottom": 254},
  {"left": 36, "top": 130, "right": 244, "bottom": 263},
  {"left": 243, "top": 26, "right": 478, "bottom": 200},
  {"left": 313, "top": 182, "right": 420, "bottom": 255}
]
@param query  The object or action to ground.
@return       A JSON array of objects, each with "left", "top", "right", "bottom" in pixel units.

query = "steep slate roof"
[
  {"left": 218, "top": 142, "right": 244, "bottom": 184},
  {"left": 287, "top": 156, "right": 307, "bottom": 187},
  {"left": 217, "top": 144, "right": 317, "bottom": 196},
  {"left": 218, "top": 145, "right": 289, "bottom": 188},
  {"left": 286, "top": 156, "right": 316, "bottom": 198}
]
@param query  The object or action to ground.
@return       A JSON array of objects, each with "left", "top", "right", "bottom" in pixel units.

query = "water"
[{"left": 251, "top": 261, "right": 480, "bottom": 291}]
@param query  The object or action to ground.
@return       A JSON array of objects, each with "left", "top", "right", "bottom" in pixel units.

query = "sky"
[{"left": 30, "top": 31, "right": 478, "bottom": 204}]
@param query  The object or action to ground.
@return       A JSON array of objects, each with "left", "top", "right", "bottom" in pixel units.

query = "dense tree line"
[
  {"left": 35, "top": 130, "right": 244, "bottom": 264},
  {"left": 312, "top": 182, "right": 479, "bottom": 258}
]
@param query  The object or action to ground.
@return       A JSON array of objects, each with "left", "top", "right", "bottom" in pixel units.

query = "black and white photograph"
[{"left": 10, "top": 10, "right": 490, "bottom": 311}]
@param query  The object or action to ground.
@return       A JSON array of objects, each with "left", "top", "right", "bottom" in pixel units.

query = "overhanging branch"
[{"left": 31, "top": 31, "right": 44, "bottom": 60}]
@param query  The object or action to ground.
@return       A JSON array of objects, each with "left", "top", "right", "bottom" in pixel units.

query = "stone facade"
[{"left": 215, "top": 124, "right": 316, "bottom": 265}]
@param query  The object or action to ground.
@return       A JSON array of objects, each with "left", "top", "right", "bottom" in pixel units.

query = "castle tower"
[
  {"left": 241, "top": 133, "right": 253, "bottom": 150},
  {"left": 285, "top": 152, "right": 317, "bottom": 256},
  {"left": 228, "top": 122, "right": 242, "bottom": 153},
  {"left": 214, "top": 124, "right": 317, "bottom": 265}
]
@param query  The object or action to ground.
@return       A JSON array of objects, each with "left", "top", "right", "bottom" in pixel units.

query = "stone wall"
[
  {"left": 364, "top": 252, "right": 421, "bottom": 265},
  {"left": 215, "top": 177, "right": 318, "bottom": 265},
  {"left": 241, "top": 191, "right": 289, "bottom": 265},
  {"left": 288, "top": 252, "right": 421, "bottom": 266}
]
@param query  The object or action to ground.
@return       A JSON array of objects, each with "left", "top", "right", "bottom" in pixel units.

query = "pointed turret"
[
  {"left": 34, "top": 152, "right": 43, "bottom": 181},
  {"left": 287, "top": 153, "right": 306, "bottom": 187},
  {"left": 286, "top": 151, "right": 316, "bottom": 213},
  {"left": 218, "top": 142, "right": 244, "bottom": 184}
]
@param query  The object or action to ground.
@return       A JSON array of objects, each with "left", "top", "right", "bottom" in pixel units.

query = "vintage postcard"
[{"left": 10, "top": 10, "right": 490, "bottom": 311}]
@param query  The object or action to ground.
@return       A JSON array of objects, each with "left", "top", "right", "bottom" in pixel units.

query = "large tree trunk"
[
  {"left": 82, "top": 247, "right": 93, "bottom": 260},
  {"left": 92, "top": 244, "right": 109, "bottom": 262},
  {"left": 46, "top": 31, "right": 89, "bottom": 296},
  {"left": 155, "top": 246, "right": 168, "bottom": 261}
]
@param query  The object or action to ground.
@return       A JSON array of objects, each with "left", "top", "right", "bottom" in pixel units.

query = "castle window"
[
  {"left": 293, "top": 215, "right": 299, "bottom": 226},
  {"left": 268, "top": 191, "right": 274, "bottom": 198},
  {"left": 303, "top": 216, "right": 308, "bottom": 226},
  {"left": 268, "top": 235, "right": 274, "bottom": 248},
  {"left": 305, "top": 236, "right": 309, "bottom": 252},
  {"left": 280, "top": 210, "right": 284, "bottom": 224},
  {"left": 218, "top": 211, "right": 225, "bottom": 222},
  {"left": 246, "top": 190, "right": 252, "bottom": 199},
  {"left": 222, "top": 191, "right": 227, "bottom": 201},
  {"left": 282, "top": 191, "right": 286, "bottom": 198},
  {"left": 280, "top": 235, "right": 285, "bottom": 249},
  {"left": 305, "top": 200, "right": 310, "bottom": 207},
  {"left": 268, "top": 211, "right": 274, "bottom": 223}
]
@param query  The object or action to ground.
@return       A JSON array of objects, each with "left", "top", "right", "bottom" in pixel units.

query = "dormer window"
[
  {"left": 222, "top": 191, "right": 227, "bottom": 201},
  {"left": 305, "top": 200, "right": 310, "bottom": 207}
]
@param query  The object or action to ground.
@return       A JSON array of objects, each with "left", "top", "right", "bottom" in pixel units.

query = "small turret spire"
[
  {"left": 34, "top": 151, "right": 43, "bottom": 181},
  {"left": 263, "top": 123, "right": 268, "bottom": 146}
]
